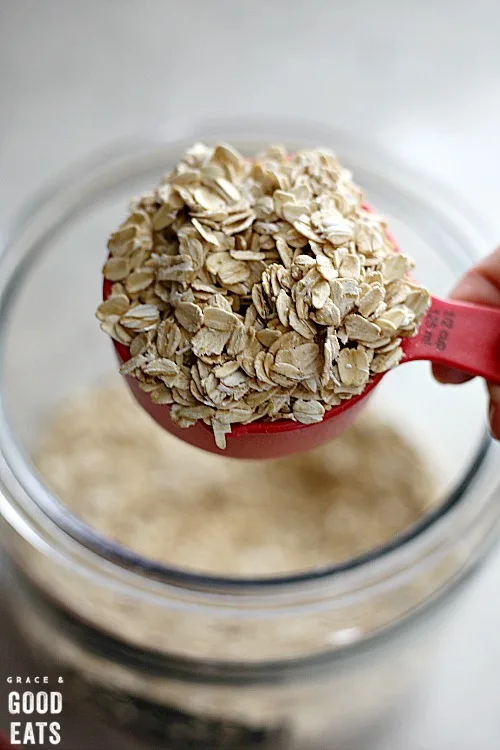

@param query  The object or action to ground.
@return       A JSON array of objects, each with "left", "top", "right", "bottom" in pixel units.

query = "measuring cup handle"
[{"left": 403, "top": 296, "right": 500, "bottom": 384}]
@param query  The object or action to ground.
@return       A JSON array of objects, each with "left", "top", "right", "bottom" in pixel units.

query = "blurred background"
[
  {"left": 1, "top": 1, "right": 500, "bottom": 748},
  {"left": 1, "top": 0, "right": 500, "bottom": 239}
]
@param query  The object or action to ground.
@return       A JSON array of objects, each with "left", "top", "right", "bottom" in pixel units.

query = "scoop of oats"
[{"left": 96, "top": 144, "right": 431, "bottom": 449}]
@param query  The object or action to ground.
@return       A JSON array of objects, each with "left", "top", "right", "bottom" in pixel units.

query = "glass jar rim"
[{"left": 0, "top": 117, "right": 496, "bottom": 607}]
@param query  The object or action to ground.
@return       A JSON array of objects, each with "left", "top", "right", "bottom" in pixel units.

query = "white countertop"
[{"left": 1, "top": 1, "right": 500, "bottom": 748}]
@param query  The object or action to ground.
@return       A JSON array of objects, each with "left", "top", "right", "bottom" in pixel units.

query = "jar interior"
[{"left": 0, "top": 134, "right": 489, "bottom": 573}]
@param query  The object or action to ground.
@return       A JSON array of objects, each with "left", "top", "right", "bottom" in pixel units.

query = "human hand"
[{"left": 433, "top": 246, "right": 500, "bottom": 440}]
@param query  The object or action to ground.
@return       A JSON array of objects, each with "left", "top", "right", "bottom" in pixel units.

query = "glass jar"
[{"left": 0, "top": 118, "right": 499, "bottom": 749}]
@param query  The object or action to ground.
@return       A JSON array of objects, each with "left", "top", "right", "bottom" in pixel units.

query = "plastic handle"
[{"left": 403, "top": 296, "right": 500, "bottom": 383}]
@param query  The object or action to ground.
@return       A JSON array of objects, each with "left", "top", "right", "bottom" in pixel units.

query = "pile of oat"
[
  {"left": 35, "top": 382, "right": 436, "bottom": 575},
  {"left": 96, "top": 144, "right": 431, "bottom": 448}
]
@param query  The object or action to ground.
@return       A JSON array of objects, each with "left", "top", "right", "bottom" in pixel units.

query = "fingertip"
[{"left": 450, "top": 247, "right": 500, "bottom": 307}]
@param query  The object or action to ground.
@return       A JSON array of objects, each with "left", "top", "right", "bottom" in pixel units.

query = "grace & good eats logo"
[{"left": 5, "top": 676, "right": 63, "bottom": 745}]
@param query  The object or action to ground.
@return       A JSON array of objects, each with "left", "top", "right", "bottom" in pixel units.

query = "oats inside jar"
[{"left": 34, "top": 381, "right": 437, "bottom": 576}]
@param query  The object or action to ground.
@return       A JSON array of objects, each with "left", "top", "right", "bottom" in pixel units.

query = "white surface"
[{"left": 1, "top": 1, "right": 500, "bottom": 748}]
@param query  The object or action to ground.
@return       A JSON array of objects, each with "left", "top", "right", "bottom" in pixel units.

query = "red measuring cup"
[
  {"left": 105, "top": 287, "right": 500, "bottom": 460},
  {"left": 102, "top": 189, "right": 500, "bottom": 460}
]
